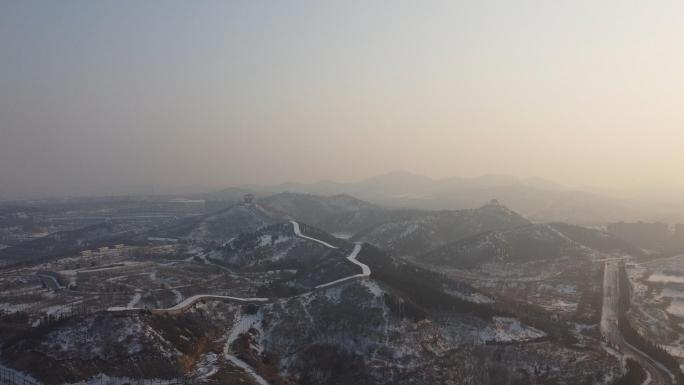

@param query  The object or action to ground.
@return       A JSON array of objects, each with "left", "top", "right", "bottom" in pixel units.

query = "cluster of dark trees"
[
  {"left": 296, "top": 222, "right": 350, "bottom": 249},
  {"left": 618, "top": 313, "right": 683, "bottom": 383},
  {"left": 613, "top": 359, "right": 647, "bottom": 385},
  {"left": 358, "top": 244, "right": 503, "bottom": 320},
  {"left": 0, "top": 311, "right": 28, "bottom": 325},
  {"left": 382, "top": 292, "right": 426, "bottom": 321},
  {"left": 0, "top": 222, "right": 137, "bottom": 268},
  {"left": 359, "top": 243, "right": 578, "bottom": 347},
  {"left": 493, "top": 298, "right": 576, "bottom": 345},
  {"left": 361, "top": 243, "right": 586, "bottom": 347},
  {"left": 573, "top": 269, "right": 604, "bottom": 324}
]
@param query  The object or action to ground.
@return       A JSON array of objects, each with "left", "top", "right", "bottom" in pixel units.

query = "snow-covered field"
[{"left": 647, "top": 273, "right": 684, "bottom": 284}]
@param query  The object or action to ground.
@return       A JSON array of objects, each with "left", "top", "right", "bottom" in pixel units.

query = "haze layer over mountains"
[{"left": 204, "top": 171, "right": 684, "bottom": 226}]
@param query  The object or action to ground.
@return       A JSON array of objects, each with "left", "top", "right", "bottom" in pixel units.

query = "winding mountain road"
[
  {"left": 601, "top": 260, "right": 674, "bottom": 385},
  {"left": 108, "top": 220, "right": 370, "bottom": 314},
  {"left": 289, "top": 220, "right": 339, "bottom": 249},
  {"left": 315, "top": 242, "right": 368, "bottom": 289}
]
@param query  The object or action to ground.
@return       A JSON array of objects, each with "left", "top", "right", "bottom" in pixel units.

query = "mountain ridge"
[{"left": 203, "top": 172, "right": 684, "bottom": 225}]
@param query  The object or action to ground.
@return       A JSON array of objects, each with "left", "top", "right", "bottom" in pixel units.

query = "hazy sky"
[{"left": 1, "top": 1, "right": 683, "bottom": 199}]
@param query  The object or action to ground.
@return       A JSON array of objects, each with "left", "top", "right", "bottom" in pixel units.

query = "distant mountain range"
[{"left": 202, "top": 172, "right": 684, "bottom": 226}]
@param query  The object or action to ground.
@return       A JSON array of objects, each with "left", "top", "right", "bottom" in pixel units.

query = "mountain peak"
[
  {"left": 484, "top": 198, "right": 504, "bottom": 207},
  {"left": 479, "top": 198, "right": 514, "bottom": 212}
]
